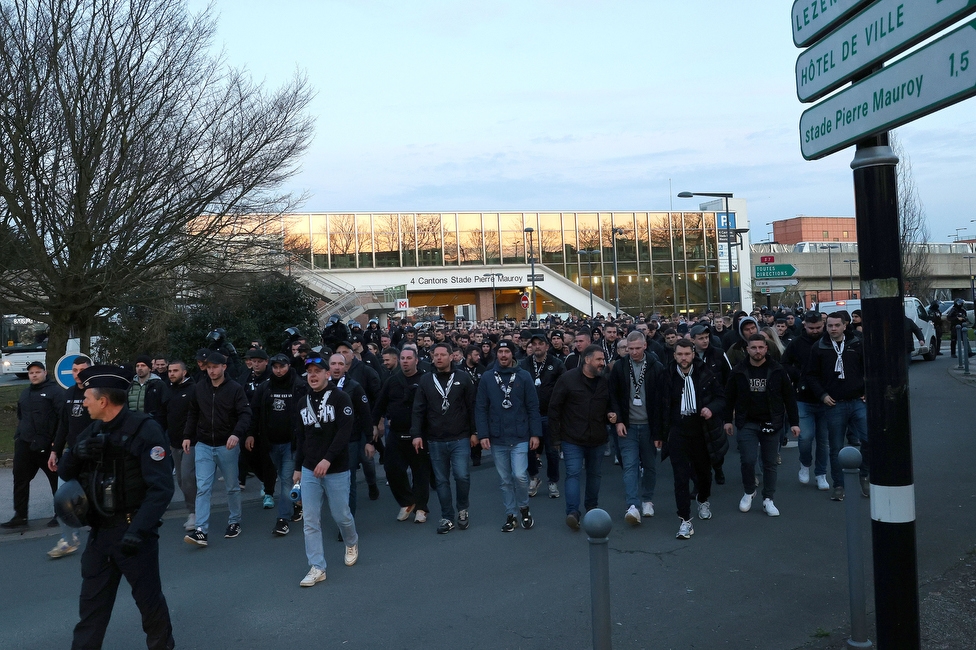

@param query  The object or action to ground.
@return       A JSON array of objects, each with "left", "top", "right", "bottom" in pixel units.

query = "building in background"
[{"left": 772, "top": 216, "right": 857, "bottom": 245}]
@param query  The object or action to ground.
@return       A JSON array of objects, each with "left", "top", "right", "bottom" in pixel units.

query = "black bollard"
[
  {"left": 840, "top": 446, "right": 872, "bottom": 649},
  {"left": 582, "top": 508, "right": 612, "bottom": 650}
]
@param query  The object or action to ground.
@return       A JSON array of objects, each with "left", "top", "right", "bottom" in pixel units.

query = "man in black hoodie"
[
  {"left": 182, "top": 351, "right": 251, "bottom": 546},
  {"left": 249, "top": 354, "right": 305, "bottom": 536},
  {"left": 2, "top": 361, "right": 65, "bottom": 529},
  {"left": 724, "top": 334, "right": 800, "bottom": 517},
  {"left": 164, "top": 360, "right": 197, "bottom": 533},
  {"left": 520, "top": 332, "right": 565, "bottom": 499},
  {"left": 239, "top": 347, "right": 275, "bottom": 508}
]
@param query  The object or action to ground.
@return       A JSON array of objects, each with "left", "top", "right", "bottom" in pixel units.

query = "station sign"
[
  {"left": 395, "top": 298, "right": 409, "bottom": 311},
  {"left": 800, "top": 20, "right": 976, "bottom": 160},
  {"left": 796, "top": 0, "right": 976, "bottom": 102}
]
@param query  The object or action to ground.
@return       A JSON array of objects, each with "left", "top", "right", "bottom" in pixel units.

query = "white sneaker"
[
  {"left": 697, "top": 500, "right": 712, "bottom": 520},
  {"left": 816, "top": 475, "right": 830, "bottom": 491},
  {"left": 624, "top": 505, "right": 641, "bottom": 526},
  {"left": 528, "top": 477, "right": 541, "bottom": 497},
  {"left": 798, "top": 466, "right": 810, "bottom": 485},
  {"left": 396, "top": 505, "right": 415, "bottom": 521},
  {"left": 641, "top": 501, "right": 654, "bottom": 517},
  {"left": 676, "top": 518, "right": 694, "bottom": 539},
  {"left": 47, "top": 537, "right": 79, "bottom": 558},
  {"left": 414, "top": 510, "right": 427, "bottom": 524},
  {"left": 183, "top": 513, "right": 196, "bottom": 531},
  {"left": 762, "top": 498, "right": 780, "bottom": 517},
  {"left": 548, "top": 482, "right": 560, "bottom": 499},
  {"left": 300, "top": 567, "right": 326, "bottom": 587},
  {"left": 344, "top": 543, "right": 359, "bottom": 566},
  {"left": 739, "top": 492, "right": 755, "bottom": 513}
]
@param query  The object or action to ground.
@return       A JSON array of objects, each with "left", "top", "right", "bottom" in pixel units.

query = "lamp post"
[
  {"left": 578, "top": 249, "right": 597, "bottom": 318},
  {"left": 819, "top": 244, "right": 838, "bottom": 301},
  {"left": 678, "top": 191, "right": 734, "bottom": 313},
  {"left": 955, "top": 227, "right": 967, "bottom": 242},
  {"left": 965, "top": 255, "right": 976, "bottom": 302},
  {"left": 843, "top": 259, "right": 857, "bottom": 299},
  {"left": 611, "top": 227, "right": 624, "bottom": 316},
  {"left": 524, "top": 226, "right": 536, "bottom": 322}
]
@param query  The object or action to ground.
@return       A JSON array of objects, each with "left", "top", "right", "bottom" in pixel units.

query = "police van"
[{"left": 815, "top": 297, "right": 937, "bottom": 362}]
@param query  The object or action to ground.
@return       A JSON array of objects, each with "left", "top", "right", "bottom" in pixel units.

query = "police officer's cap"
[
  {"left": 78, "top": 365, "right": 132, "bottom": 391},
  {"left": 270, "top": 353, "right": 291, "bottom": 366},
  {"left": 54, "top": 480, "right": 89, "bottom": 528},
  {"left": 244, "top": 348, "right": 269, "bottom": 360}
]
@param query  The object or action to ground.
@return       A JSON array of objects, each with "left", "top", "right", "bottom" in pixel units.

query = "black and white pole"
[
  {"left": 582, "top": 508, "right": 612, "bottom": 650},
  {"left": 840, "top": 446, "right": 872, "bottom": 649},
  {"left": 851, "top": 135, "right": 921, "bottom": 649}
]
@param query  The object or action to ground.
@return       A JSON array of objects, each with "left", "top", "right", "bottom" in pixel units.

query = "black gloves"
[
  {"left": 120, "top": 532, "right": 143, "bottom": 557},
  {"left": 74, "top": 435, "right": 105, "bottom": 460}
]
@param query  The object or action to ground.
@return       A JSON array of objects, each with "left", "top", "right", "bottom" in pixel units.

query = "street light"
[
  {"left": 678, "top": 191, "right": 734, "bottom": 313},
  {"left": 956, "top": 227, "right": 968, "bottom": 242},
  {"left": 524, "top": 226, "right": 536, "bottom": 322},
  {"left": 578, "top": 249, "right": 598, "bottom": 318},
  {"left": 611, "top": 227, "right": 624, "bottom": 316},
  {"left": 843, "top": 259, "right": 857, "bottom": 299},
  {"left": 965, "top": 255, "right": 976, "bottom": 302},
  {"left": 820, "top": 244, "right": 839, "bottom": 301}
]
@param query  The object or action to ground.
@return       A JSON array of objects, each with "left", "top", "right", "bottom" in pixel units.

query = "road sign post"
[{"left": 800, "top": 20, "right": 976, "bottom": 160}]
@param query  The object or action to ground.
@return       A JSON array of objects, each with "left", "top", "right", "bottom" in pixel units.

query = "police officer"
[{"left": 57, "top": 365, "right": 175, "bottom": 650}]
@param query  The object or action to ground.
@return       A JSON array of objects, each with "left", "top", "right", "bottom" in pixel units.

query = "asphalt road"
[{"left": 0, "top": 354, "right": 973, "bottom": 650}]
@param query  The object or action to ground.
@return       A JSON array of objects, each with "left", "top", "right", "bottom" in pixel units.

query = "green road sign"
[
  {"left": 793, "top": 0, "right": 873, "bottom": 48},
  {"left": 755, "top": 264, "right": 798, "bottom": 279},
  {"left": 796, "top": 0, "right": 976, "bottom": 102},
  {"left": 800, "top": 20, "right": 976, "bottom": 160}
]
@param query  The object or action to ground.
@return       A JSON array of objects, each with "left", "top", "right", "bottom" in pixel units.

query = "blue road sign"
[{"left": 54, "top": 353, "right": 81, "bottom": 389}]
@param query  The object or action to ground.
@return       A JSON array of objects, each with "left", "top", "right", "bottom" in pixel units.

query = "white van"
[{"left": 814, "top": 297, "right": 937, "bottom": 361}]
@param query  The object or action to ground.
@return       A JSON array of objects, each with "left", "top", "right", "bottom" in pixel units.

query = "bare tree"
[
  {"left": 0, "top": 0, "right": 315, "bottom": 367},
  {"left": 891, "top": 133, "right": 932, "bottom": 299}
]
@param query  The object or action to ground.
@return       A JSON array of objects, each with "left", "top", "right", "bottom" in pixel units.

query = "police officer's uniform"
[{"left": 58, "top": 366, "right": 176, "bottom": 650}]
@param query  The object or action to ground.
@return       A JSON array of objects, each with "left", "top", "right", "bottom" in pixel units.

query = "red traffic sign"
[
  {"left": 761, "top": 255, "right": 775, "bottom": 264},
  {"left": 520, "top": 295, "right": 530, "bottom": 309}
]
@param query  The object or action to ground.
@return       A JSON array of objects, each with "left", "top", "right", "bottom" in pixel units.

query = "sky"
[{"left": 189, "top": 0, "right": 976, "bottom": 242}]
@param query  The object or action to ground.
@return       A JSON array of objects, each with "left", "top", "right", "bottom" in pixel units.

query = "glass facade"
[{"left": 284, "top": 212, "right": 732, "bottom": 315}]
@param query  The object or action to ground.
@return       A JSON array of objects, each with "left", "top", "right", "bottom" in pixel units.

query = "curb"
[{"left": 946, "top": 363, "right": 976, "bottom": 388}]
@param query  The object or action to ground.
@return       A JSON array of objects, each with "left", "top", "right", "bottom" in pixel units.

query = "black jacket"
[
  {"left": 127, "top": 376, "right": 168, "bottom": 427},
  {"left": 249, "top": 369, "right": 304, "bottom": 446},
  {"left": 803, "top": 333, "right": 865, "bottom": 402},
  {"left": 184, "top": 378, "right": 252, "bottom": 447},
  {"left": 372, "top": 369, "right": 426, "bottom": 436},
  {"left": 240, "top": 366, "right": 272, "bottom": 402},
  {"left": 607, "top": 353, "right": 664, "bottom": 436},
  {"left": 548, "top": 368, "right": 610, "bottom": 448},
  {"left": 410, "top": 370, "right": 477, "bottom": 442},
  {"left": 696, "top": 344, "right": 731, "bottom": 388},
  {"left": 724, "top": 358, "right": 799, "bottom": 430},
  {"left": 781, "top": 331, "right": 821, "bottom": 404},
  {"left": 518, "top": 353, "right": 565, "bottom": 416},
  {"left": 164, "top": 377, "right": 196, "bottom": 448},
  {"left": 16, "top": 379, "right": 65, "bottom": 452},
  {"left": 53, "top": 384, "right": 92, "bottom": 457},
  {"left": 335, "top": 375, "right": 372, "bottom": 443},
  {"left": 661, "top": 358, "right": 726, "bottom": 439},
  {"left": 295, "top": 382, "right": 353, "bottom": 474},
  {"left": 347, "top": 358, "right": 381, "bottom": 403}
]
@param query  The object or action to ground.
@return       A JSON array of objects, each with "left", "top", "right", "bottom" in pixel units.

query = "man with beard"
[{"left": 520, "top": 332, "right": 564, "bottom": 499}]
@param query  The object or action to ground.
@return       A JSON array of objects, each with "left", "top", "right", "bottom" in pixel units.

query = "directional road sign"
[
  {"left": 755, "top": 264, "right": 798, "bottom": 279},
  {"left": 754, "top": 278, "right": 800, "bottom": 287},
  {"left": 760, "top": 287, "right": 787, "bottom": 295},
  {"left": 792, "top": 0, "right": 873, "bottom": 48},
  {"left": 800, "top": 20, "right": 976, "bottom": 160},
  {"left": 796, "top": 0, "right": 976, "bottom": 102}
]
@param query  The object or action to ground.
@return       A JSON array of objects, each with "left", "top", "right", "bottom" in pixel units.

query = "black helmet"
[
  {"left": 284, "top": 326, "right": 303, "bottom": 341},
  {"left": 206, "top": 328, "right": 226, "bottom": 345},
  {"left": 327, "top": 314, "right": 340, "bottom": 325},
  {"left": 955, "top": 298, "right": 964, "bottom": 307},
  {"left": 54, "top": 480, "right": 89, "bottom": 528}
]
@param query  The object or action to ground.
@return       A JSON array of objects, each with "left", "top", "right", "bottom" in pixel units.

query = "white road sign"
[
  {"left": 800, "top": 20, "right": 976, "bottom": 160},
  {"left": 395, "top": 298, "right": 409, "bottom": 310},
  {"left": 792, "top": 0, "right": 873, "bottom": 48},
  {"left": 759, "top": 287, "right": 787, "bottom": 294},
  {"left": 796, "top": 0, "right": 976, "bottom": 102},
  {"left": 754, "top": 279, "right": 800, "bottom": 287}
]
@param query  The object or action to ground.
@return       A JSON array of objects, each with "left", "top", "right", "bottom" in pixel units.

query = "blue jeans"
[
  {"left": 562, "top": 442, "right": 605, "bottom": 516},
  {"left": 492, "top": 441, "right": 529, "bottom": 516},
  {"left": 617, "top": 422, "right": 657, "bottom": 508},
  {"left": 428, "top": 439, "right": 471, "bottom": 521},
  {"left": 193, "top": 442, "right": 241, "bottom": 534},
  {"left": 797, "top": 401, "right": 829, "bottom": 477},
  {"left": 737, "top": 422, "right": 780, "bottom": 500},
  {"left": 825, "top": 399, "right": 869, "bottom": 487},
  {"left": 268, "top": 443, "right": 295, "bottom": 519},
  {"left": 301, "top": 467, "right": 358, "bottom": 571}
]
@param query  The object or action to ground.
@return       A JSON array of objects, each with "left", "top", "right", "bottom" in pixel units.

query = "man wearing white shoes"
[{"left": 724, "top": 334, "right": 800, "bottom": 517}]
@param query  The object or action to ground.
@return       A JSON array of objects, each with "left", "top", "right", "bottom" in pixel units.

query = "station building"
[{"left": 284, "top": 202, "right": 754, "bottom": 321}]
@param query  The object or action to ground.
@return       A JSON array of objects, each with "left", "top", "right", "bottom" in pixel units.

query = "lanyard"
[
  {"left": 432, "top": 373, "right": 455, "bottom": 414},
  {"left": 629, "top": 357, "right": 647, "bottom": 405},
  {"left": 494, "top": 371, "right": 515, "bottom": 409},
  {"left": 532, "top": 358, "right": 545, "bottom": 386},
  {"left": 305, "top": 390, "right": 332, "bottom": 428}
]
